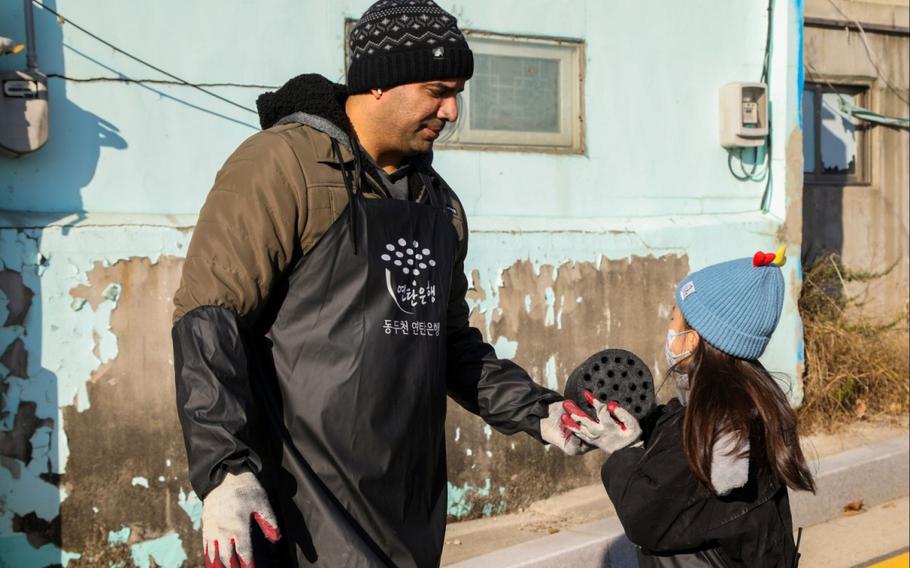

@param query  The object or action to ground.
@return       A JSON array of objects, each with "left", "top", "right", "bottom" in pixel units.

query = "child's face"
[{"left": 668, "top": 305, "right": 699, "bottom": 368}]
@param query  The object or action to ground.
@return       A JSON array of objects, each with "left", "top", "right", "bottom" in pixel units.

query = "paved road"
[{"left": 799, "top": 496, "right": 909, "bottom": 568}]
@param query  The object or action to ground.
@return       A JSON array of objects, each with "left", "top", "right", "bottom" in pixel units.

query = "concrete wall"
[
  {"left": 0, "top": 0, "right": 805, "bottom": 565},
  {"left": 803, "top": 0, "right": 910, "bottom": 319}
]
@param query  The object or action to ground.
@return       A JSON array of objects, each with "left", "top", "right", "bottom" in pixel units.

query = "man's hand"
[
  {"left": 563, "top": 391, "right": 642, "bottom": 454},
  {"left": 539, "top": 400, "right": 590, "bottom": 455},
  {"left": 202, "top": 471, "right": 281, "bottom": 568}
]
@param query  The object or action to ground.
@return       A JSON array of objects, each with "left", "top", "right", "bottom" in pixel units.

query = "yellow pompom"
[{"left": 772, "top": 245, "right": 787, "bottom": 266}]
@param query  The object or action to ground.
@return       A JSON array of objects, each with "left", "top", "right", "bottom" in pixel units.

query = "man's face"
[{"left": 376, "top": 79, "right": 465, "bottom": 156}]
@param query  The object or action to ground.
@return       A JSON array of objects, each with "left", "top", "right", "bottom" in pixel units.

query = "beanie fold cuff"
[{"left": 347, "top": 47, "right": 474, "bottom": 93}]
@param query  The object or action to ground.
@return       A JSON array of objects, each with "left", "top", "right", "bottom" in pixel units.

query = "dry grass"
[{"left": 797, "top": 254, "right": 909, "bottom": 433}]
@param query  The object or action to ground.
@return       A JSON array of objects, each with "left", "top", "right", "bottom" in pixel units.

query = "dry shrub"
[{"left": 798, "top": 254, "right": 909, "bottom": 433}]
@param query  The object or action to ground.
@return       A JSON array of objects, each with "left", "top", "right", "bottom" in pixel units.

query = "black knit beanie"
[{"left": 347, "top": 0, "right": 474, "bottom": 94}]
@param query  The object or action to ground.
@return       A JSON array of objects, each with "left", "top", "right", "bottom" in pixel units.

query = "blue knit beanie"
[{"left": 675, "top": 250, "right": 786, "bottom": 360}]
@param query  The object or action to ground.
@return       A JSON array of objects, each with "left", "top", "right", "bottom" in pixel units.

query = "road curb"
[{"left": 449, "top": 433, "right": 909, "bottom": 568}]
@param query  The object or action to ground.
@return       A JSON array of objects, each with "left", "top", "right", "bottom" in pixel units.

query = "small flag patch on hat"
[{"left": 680, "top": 281, "right": 696, "bottom": 301}]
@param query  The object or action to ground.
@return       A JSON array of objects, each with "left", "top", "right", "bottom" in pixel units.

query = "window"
[
  {"left": 802, "top": 84, "right": 869, "bottom": 184},
  {"left": 441, "top": 31, "right": 584, "bottom": 153},
  {"left": 343, "top": 22, "right": 585, "bottom": 153}
]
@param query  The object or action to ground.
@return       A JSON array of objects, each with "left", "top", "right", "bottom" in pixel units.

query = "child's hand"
[{"left": 561, "top": 391, "right": 642, "bottom": 454}]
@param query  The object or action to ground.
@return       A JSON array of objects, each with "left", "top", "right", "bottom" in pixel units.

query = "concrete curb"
[
  {"left": 790, "top": 434, "right": 909, "bottom": 527},
  {"left": 450, "top": 434, "right": 909, "bottom": 568}
]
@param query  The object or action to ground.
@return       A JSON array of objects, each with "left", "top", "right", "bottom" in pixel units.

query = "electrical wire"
[
  {"left": 759, "top": 0, "right": 774, "bottom": 213},
  {"left": 760, "top": 0, "right": 774, "bottom": 84},
  {"left": 728, "top": 0, "right": 774, "bottom": 211},
  {"left": 740, "top": 148, "right": 759, "bottom": 178},
  {"left": 824, "top": 0, "right": 910, "bottom": 106},
  {"left": 728, "top": 151, "right": 753, "bottom": 182},
  {"left": 46, "top": 74, "right": 279, "bottom": 90},
  {"left": 30, "top": 0, "right": 259, "bottom": 114},
  {"left": 728, "top": 146, "right": 769, "bottom": 183}
]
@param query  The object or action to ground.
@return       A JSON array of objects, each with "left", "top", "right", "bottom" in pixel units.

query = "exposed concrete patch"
[
  {"left": 780, "top": 127, "right": 804, "bottom": 249},
  {"left": 0, "top": 269, "right": 34, "bottom": 327},
  {"left": 0, "top": 338, "right": 28, "bottom": 379},
  {"left": 445, "top": 254, "right": 689, "bottom": 520},
  {"left": 59, "top": 256, "right": 198, "bottom": 566},
  {"left": 0, "top": 401, "right": 53, "bottom": 473},
  {"left": 12, "top": 511, "right": 60, "bottom": 549},
  {"left": 0, "top": 262, "right": 38, "bottom": 490}
]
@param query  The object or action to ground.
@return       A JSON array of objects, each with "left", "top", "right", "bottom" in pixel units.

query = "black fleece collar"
[{"left": 257, "top": 74, "right": 351, "bottom": 133}]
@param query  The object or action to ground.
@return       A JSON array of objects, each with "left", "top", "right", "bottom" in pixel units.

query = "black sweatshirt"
[{"left": 602, "top": 400, "right": 798, "bottom": 567}]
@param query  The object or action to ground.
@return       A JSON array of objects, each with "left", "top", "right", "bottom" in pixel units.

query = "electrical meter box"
[
  {"left": 719, "top": 82, "right": 768, "bottom": 148},
  {"left": 1, "top": 70, "right": 49, "bottom": 158}
]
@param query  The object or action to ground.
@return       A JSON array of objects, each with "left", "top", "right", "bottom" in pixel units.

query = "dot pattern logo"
[{"left": 381, "top": 238, "right": 438, "bottom": 314}]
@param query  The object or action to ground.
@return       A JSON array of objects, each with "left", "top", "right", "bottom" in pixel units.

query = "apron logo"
[{"left": 381, "top": 238, "right": 438, "bottom": 314}]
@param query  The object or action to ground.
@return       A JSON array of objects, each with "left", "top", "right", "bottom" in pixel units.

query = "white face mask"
[
  {"left": 665, "top": 329, "right": 693, "bottom": 405},
  {"left": 665, "top": 329, "right": 692, "bottom": 368}
]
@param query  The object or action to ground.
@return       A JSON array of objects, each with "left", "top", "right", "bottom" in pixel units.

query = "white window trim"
[{"left": 439, "top": 30, "right": 585, "bottom": 154}]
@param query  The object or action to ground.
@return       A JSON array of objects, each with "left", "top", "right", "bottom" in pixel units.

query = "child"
[{"left": 564, "top": 249, "right": 815, "bottom": 567}]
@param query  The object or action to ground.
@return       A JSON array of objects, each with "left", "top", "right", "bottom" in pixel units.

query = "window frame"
[
  {"left": 438, "top": 30, "right": 585, "bottom": 154},
  {"left": 803, "top": 82, "right": 871, "bottom": 186}
]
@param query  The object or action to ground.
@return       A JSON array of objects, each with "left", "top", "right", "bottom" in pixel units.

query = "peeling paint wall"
[
  {"left": 0, "top": 226, "right": 193, "bottom": 566},
  {"left": 446, "top": 255, "right": 690, "bottom": 517},
  {"left": 62, "top": 257, "right": 192, "bottom": 566},
  {"left": 0, "top": 0, "right": 806, "bottom": 563}
]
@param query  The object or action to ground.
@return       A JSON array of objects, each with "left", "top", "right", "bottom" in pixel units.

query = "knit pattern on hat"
[
  {"left": 676, "top": 257, "right": 785, "bottom": 360},
  {"left": 347, "top": 0, "right": 473, "bottom": 93}
]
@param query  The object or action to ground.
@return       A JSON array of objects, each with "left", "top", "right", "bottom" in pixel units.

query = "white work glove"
[
  {"left": 202, "top": 471, "right": 281, "bottom": 568},
  {"left": 539, "top": 400, "right": 589, "bottom": 456},
  {"left": 564, "top": 391, "right": 642, "bottom": 454}
]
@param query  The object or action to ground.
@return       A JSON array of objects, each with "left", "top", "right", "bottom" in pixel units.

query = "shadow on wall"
[
  {"left": 0, "top": 1, "right": 123, "bottom": 565},
  {"left": 0, "top": 0, "right": 128, "bottom": 217},
  {"left": 801, "top": 183, "right": 844, "bottom": 266}
]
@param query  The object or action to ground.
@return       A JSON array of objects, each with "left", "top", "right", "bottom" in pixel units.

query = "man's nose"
[{"left": 438, "top": 95, "right": 459, "bottom": 123}]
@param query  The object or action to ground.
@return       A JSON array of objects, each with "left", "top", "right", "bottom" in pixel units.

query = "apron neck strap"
[
  {"left": 331, "top": 139, "right": 360, "bottom": 255},
  {"left": 418, "top": 172, "right": 442, "bottom": 209}
]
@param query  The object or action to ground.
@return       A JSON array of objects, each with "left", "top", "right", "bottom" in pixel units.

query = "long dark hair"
[{"left": 675, "top": 328, "right": 816, "bottom": 493}]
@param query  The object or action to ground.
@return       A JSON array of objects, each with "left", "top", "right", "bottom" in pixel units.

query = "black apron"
[{"left": 259, "top": 156, "right": 458, "bottom": 567}]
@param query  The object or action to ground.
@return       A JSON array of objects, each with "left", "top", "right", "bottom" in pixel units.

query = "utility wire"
[
  {"left": 46, "top": 74, "right": 279, "bottom": 90},
  {"left": 760, "top": 0, "right": 774, "bottom": 84},
  {"left": 30, "top": 0, "right": 259, "bottom": 114},
  {"left": 759, "top": 0, "right": 774, "bottom": 214}
]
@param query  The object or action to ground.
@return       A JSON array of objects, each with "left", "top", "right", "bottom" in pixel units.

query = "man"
[{"left": 171, "top": 2, "right": 583, "bottom": 566}]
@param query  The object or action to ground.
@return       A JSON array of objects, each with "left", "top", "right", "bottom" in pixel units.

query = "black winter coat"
[{"left": 602, "top": 400, "right": 798, "bottom": 567}]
